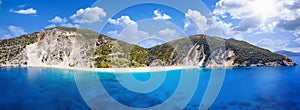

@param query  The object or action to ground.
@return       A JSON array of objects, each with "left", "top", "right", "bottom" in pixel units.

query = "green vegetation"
[
  {"left": 92, "top": 33, "right": 149, "bottom": 68},
  {"left": 128, "top": 61, "right": 144, "bottom": 67},
  {"left": 94, "top": 56, "right": 112, "bottom": 68},
  {"left": 129, "top": 46, "right": 149, "bottom": 65},
  {"left": 149, "top": 43, "right": 175, "bottom": 62},
  {"left": 148, "top": 35, "right": 212, "bottom": 63},
  {"left": 225, "top": 38, "right": 285, "bottom": 64},
  {"left": 94, "top": 36, "right": 113, "bottom": 68},
  {"left": 95, "top": 43, "right": 112, "bottom": 55},
  {"left": 46, "top": 27, "right": 77, "bottom": 32},
  {"left": 76, "top": 29, "right": 106, "bottom": 39}
]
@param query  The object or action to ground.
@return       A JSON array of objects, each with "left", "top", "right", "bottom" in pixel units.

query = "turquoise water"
[{"left": 0, "top": 56, "right": 299, "bottom": 109}]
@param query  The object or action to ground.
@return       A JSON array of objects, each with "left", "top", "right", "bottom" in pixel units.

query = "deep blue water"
[{"left": 0, "top": 56, "right": 299, "bottom": 110}]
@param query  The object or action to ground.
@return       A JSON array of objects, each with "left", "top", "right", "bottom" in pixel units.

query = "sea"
[{"left": 0, "top": 56, "right": 299, "bottom": 110}]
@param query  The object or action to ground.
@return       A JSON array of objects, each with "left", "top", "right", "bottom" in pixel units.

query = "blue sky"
[{"left": 0, "top": 0, "right": 299, "bottom": 52}]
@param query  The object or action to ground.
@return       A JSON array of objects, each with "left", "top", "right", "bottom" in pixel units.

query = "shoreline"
[
  {"left": 1, "top": 64, "right": 297, "bottom": 73},
  {"left": 2, "top": 65, "right": 200, "bottom": 73}
]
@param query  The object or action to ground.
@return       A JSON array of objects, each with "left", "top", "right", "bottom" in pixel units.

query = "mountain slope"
[
  {"left": 0, "top": 27, "right": 296, "bottom": 68},
  {"left": 0, "top": 27, "right": 148, "bottom": 68},
  {"left": 147, "top": 35, "right": 296, "bottom": 67}
]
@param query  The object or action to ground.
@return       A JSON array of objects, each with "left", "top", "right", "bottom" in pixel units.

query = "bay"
[{"left": 0, "top": 56, "right": 299, "bottom": 109}]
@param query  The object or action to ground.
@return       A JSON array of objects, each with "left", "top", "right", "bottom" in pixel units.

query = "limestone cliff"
[
  {"left": 0, "top": 27, "right": 148, "bottom": 68},
  {"left": 0, "top": 28, "right": 96, "bottom": 67}
]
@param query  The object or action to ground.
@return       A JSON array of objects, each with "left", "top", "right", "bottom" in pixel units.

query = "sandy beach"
[{"left": 16, "top": 65, "right": 200, "bottom": 73}]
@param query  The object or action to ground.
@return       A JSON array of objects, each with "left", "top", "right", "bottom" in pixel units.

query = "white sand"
[{"left": 19, "top": 65, "right": 199, "bottom": 73}]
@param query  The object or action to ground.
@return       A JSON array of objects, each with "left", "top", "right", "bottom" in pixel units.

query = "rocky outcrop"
[
  {"left": 0, "top": 28, "right": 97, "bottom": 67},
  {"left": 205, "top": 48, "right": 236, "bottom": 67},
  {"left": 283, "top": 58, "right": 297, "bottom": 66},
  {"left": 24, "top": 29, "right": 96, "bottom": 68}
]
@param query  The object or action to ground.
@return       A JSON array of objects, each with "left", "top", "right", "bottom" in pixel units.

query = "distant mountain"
[
  {"left": 0, "top": 27, "right": 296, "bottom": 68},
  {"left": 275, "top": 50, "right": 300, "bottom": 57}
]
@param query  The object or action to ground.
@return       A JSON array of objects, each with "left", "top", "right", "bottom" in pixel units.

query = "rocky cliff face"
[
  {"left": 0, "top": 28, "right": 97, "bottom": 67},
  {"left": 25, "top": 29, "right": 95, "bottom": 68},
  {"left": 0, "top": 27, "right": 149, "bottom": 68},
  {"left": 205, "top": 48, "right": 236, "bottom": 67},
  {"left": 0, "top": 27, "right": 296, "bottom": 68}
]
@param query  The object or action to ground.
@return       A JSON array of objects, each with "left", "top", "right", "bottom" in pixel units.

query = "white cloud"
[
  {"left": 115, "top": 23, "right": 161, "bottom": 48},
  {"left": 109, "top": 27, "right": 179, "bottom": 48},
  {"left": 213, "top": 0, "right": 300, "bottom": 33},
  {"left": 257, "top": 38, "right": 278, "bottom": 47},
  {"left": 70, "top": 6, "right": 106, "bottom": 23},
  {"left": 294, "top": 29, "right": 300, "bottom": 37},
  {"left": 107, "top": 16, "right": 146, "bottom": 45},
  {"left": 45, "top": 23, "right": 79, "bottom": 29},
  {"left": 0, "top": 25, "right": 27, "bottom": 39},
  {"left": 45, "top": 24, "right": 57, "bottom": 29},
  {"left": 184, "top": 9, "right": 209, "bottom": 35},
  {"left": 256, "top": 38, "right": 289, "bottom": 50},
  {"left": 213, "top": 17, "right": 243, "bottom": 40},
  {"left": 107, "top": 16, "right": 136, "bottom": 33},
  {"left": 287, "top": 29, "right": 300, "bottom": 48},
  {"left": 117, "top": 23, "right": 148, "bottom": 43},
  {"left": 48, "top": 16, "right": 67, "bottom": 23},
  {"left": 259, "top": 21, "right": 279, "bottom": 34},
  {"left": 234, "top": 17, "right": 264, "bottom": 32},
  {"left": 107, "top": 31, "right": 118, "bottom": 37},
  {"left": 158, "top": 28, "right": 177, "bottom": 37},
  {"left": 46, "top": 15, "right": 79, "bottom": 29},
  {"left": 117, "top": 25, "right": 174, "bottom": 48},
  {"left": 107, "top": 16, "right": 181, "bottom": 48},
  {"left": 12, "top": 8, "right": 37, "bottom": 14},
  {"left": 293, "top": 37, "right": 300, "bottom": 45},
  {"left": 60, "top": 23, "right": 80, "bottom": 28},
  {"left": 153, "top": 10, "right": 171, "bottom": 20},
  {"left": 8, "top": 25, "right": 26, "bottom": 36},
  {"left": 18, "top": 4, "right": 26, "bottom": 8},
  {"left": 254, "top": 28, "right": 300, "bottom": 51},
  {"left": 210, "top": 0, "right": 300, "bottom": 51},
  {"left": 137, "top": 38, "right": 165, "bottom": 48},
  {"left": 108, "top": 16, "right": 136, "bottom": 26}
]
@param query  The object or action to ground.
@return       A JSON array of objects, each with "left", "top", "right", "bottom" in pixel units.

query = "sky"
[{"left": 0, "top": 0, "right": 299, "bottom": 52}]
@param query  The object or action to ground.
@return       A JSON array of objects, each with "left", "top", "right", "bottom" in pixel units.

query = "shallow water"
[{"left": 0, "top": 56, "right": 299, "bottom": 110}]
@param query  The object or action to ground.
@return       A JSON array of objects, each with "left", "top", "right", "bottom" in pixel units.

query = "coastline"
[
  {"left": 10, "top": 65, "right": 200, "bottom": 73},
  {"left": 1, "top": 63, "right": 298, "bottom": 73}
]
